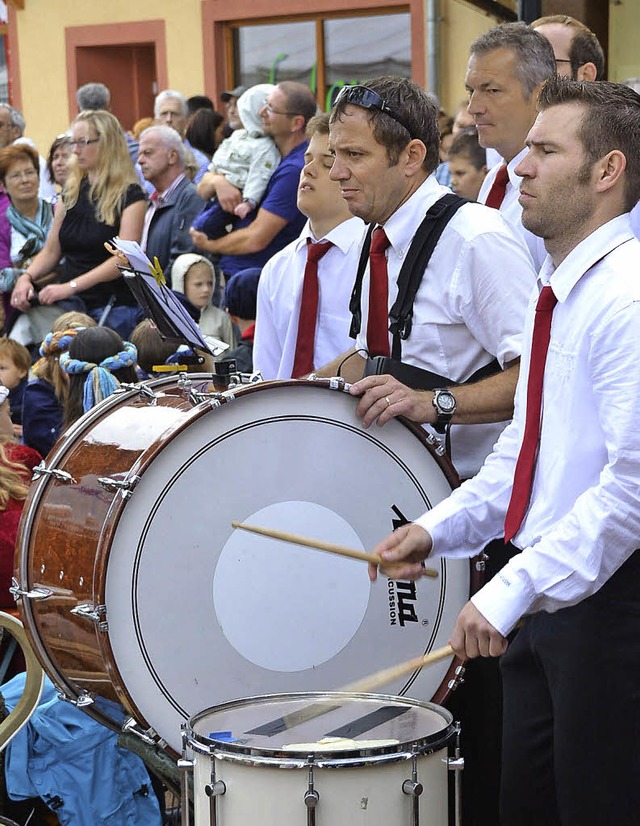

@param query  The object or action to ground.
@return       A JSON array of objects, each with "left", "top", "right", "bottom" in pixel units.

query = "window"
[{"left": 232, "top": 11, "right": 411, "bottom": 111}]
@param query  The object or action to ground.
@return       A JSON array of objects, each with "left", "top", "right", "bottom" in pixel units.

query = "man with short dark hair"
[
  {"left": 220, "top": 85, "right": 246, "bottom": 135},
  {"left": 190, "top": 81, "right": 315, "bottom": 280},
  {"left": 372, "top": 77, "right": 640, "bottom": 826},
  {"left": 319, "top": 75, "right": 535, "bottom": 826},
  {"left": 467, "top": 22, "right": 556, "bottom": 268},
  {"left": 138, "top": 125, "right": 205, "bottom": 279},
  {"left": 532, "top": 14, "right": 605, "bottom": 81}
]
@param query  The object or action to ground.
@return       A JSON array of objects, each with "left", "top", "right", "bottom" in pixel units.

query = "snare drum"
[
  {"left": 184, "top": 691, "right": 457, "bottom": 826},
  {"left": 16, "top": 378, "right": 471, "bottom": 755}
]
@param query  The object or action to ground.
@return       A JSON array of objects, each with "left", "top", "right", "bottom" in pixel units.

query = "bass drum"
[{"left": 16, "top": 376, "right": 474, "bottom": 756}]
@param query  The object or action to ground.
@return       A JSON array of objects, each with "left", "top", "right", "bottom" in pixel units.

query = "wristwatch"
[
  {"left": 432, "top": 388, "right": 456, "bottom": 431},
  {"left": 69, "top": 280, "right": 78, "bottom": 291}
]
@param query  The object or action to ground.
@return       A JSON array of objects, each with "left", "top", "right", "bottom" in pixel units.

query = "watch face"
[{"left": 436, "top": 392, "right": 456, "bottom": 413}]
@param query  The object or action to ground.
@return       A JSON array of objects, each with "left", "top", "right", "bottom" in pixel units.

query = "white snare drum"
[
  {"left": 17, "top": 377, "right": 470, "bottom": 755},
  {"left": 184, "top": 691, "right": 457, "bottom": 826}
]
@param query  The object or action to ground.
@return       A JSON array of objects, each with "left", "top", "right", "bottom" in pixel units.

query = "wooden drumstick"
[
  {"left": 230, "top": 520, "right": 439, "bottom": 579},
  {"left": 340, "top": 644, "right": 455, "bottom": 694},
  {"left": 279, "top": 644, "right": 455, "bottom": 731}
]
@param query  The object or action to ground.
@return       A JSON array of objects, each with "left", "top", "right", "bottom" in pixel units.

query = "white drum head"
[{"left": 104, "top": 382, "right": 467, "bottom": 753}]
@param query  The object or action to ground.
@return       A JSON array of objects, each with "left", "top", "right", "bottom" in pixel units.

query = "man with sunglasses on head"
[
  {"left": 191, "top": 81, "right": 317, "bottom": 282},
  {"left": 315, "top": 75, "right": 536, "bottom": 825}
]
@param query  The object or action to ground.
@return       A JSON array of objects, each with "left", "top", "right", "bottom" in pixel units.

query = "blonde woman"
[{"left": 10, "top": 110, "right": 146, "bottom": 339}]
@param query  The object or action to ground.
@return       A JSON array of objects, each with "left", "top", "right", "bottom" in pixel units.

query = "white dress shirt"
[
  {"left": 254, "top": 216, "right": 365, "bottom": 379},
  {"left": 416, "top": 214, "right": 640, "bottom": 635},
  {"left": 479, "top": 149, "right": 547, "bottom": 271},
  {"left": 355, "top": 174, "right": 536, "bottom": 479}
]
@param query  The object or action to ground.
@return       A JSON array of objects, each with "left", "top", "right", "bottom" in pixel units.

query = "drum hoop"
[
  {"left": 15, "top": 382, "right": 158, "bottom": 716},
  {"left": 184, "top": 690, "right": 455, "bottom": 767}
]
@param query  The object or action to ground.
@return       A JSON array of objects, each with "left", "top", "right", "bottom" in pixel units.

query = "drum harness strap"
[{"left": 350, "top": 192, "right": 501, "bottom": 452}]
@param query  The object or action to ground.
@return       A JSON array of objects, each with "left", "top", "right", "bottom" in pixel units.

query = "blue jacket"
[{"left": 3, "top": 674, "right": 162, "bottom": 826}]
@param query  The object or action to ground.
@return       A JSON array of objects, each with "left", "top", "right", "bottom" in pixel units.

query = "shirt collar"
[
  {"left": 539, "top": 213, "right": 635, "bottom": 302},
  {"left": 295, "top": 216, "right": 366, "bottom": 255},
  {"left": 381, "top": 174, "right": 445, "bottom": 257}
]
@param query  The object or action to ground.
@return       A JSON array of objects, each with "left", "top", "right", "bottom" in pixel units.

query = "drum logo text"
[{"left": 388, "top": 579, "right": 419, "bottom": 627}]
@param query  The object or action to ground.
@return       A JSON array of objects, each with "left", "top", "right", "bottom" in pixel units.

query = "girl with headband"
[{"left": 59, "top": 326, "right": 138, "bottom": 427}]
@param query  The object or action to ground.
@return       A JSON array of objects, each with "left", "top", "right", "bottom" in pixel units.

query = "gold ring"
[{"left": 385, "top": 396, "right": 391, "bottom": 407}]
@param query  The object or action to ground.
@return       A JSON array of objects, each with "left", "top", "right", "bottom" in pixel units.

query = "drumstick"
[
  {"left": 278, "top": 644, "right": 455, "bottom": 732},
  {"left": 340, "top": 644, "right": 455, "bottom": 693},
  {"left": 230, "top": 520, "right": 439, "bottom": 579}
]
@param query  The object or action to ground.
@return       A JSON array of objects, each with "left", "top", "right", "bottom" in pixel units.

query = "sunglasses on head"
[{"left": 334, "top": 85, "right": 417, "bottom": 139}]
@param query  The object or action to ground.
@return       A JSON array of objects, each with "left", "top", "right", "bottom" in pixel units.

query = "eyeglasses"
[
  {"left": 334, "top": 85, "right": 417, "bottom": 139},
  {"left": 555, "top": 59, "right": 572, "bottom": 64},
  {"left": 69, "top": 137, "right": 100, "bottom": 148},
  {"left": 6, "top": 168, "right": 38, "bottom": 183},
  {"left": 264, "top": 103, "right": 298, "bottom": 117}
]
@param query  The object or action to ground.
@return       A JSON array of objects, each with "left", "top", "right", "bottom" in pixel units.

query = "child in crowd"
[
  {"left": 448, "top": 127, "right": 488, "bottom": 202},
  {"left": 22, "top": 311, "right": 96, "bottom": 457},
  {"left": 219, "top": 267, "right": 261, "bottom": 374},
  {"left": 170, "top": 254, "right": 235, "bottom": 348},
  {"left": 59, "top": 326, "right": 138, "bottom": 427},
  {"left": 191, "top": 84, "right": 280, "bottom": 239},
  {"left": 0, "top": 337, "right": 31, "bottom": 437}
]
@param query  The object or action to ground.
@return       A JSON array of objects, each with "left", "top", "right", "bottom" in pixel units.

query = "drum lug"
[
  {"left": 31, "top": 461, "right": 77, "bottom": 484},
  {"left": 119, "top": 381, "right": 159, "bottom": 405},
  {"left": 57, "top": 689, "right": 94, "bottom": 708},
  {"left": 402, "top": 749, "right": 423, "bottom": 826},
  {"left": 475, "top": 551, "right": 488, "bottom": 573},
  {"left": 122, "top": 716, "right": 161, "bottom": 745},
  {"left": 177, "top": 757, "right": 194, "bottom": 826},
  {"left": 304, "top": 758, "right": 320, "bottom": 826},
  {"left": 425, "top": 432, "right": 446, "bottom": 456},
  {"left": 447, "top": 664, "right": 466, "bottom": 692},
  {"left": 448, "top": 722, "right": 464, "bottom": 826},
  {"left": 9, "top": 577, "right": 53, "bottom": 601},
  {"left": 70, "top": 602, "right": 108, "bottom": 631},
  {"left": 97, "top": 474, "right": 141, "bottom": 499},
  {"left": 204, "top": 780, "right": 226, "bottom": 797}
]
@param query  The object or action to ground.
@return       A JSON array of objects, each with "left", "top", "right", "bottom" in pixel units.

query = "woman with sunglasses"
[{"left": 10, "top": 110, "right": 146, "bottom": 340}]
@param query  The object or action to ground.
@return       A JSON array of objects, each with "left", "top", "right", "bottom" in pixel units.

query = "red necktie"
[
  {"left": 484, "top": 163, "right": 509, "bottom": 209},
  {"left": 504, "top": 286, "right": 558, "bottom": 542},
  {"left": 367, "top": 226, "right": 391, "bottom": 357},
  {"left": 291, "top": 239, "right": 333, "bottom": 378}
]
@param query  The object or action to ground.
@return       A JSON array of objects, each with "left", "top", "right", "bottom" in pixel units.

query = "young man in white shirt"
[
  {"left": 253, "top": 114, "right": 365, "bottom": 379},
  {"left": 371, "top": 77, "right": 640, "bottom": 826}
]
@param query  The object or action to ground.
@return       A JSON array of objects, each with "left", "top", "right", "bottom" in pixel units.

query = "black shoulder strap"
[
  {"left": 349, "top": 222, "right": 375, "bottom": 340},
  {"left": 348, "top": 194, "right": 468, "bottom": 351},
  {"left": 389, "top": 193, "right": 467, "bottom": 359}
]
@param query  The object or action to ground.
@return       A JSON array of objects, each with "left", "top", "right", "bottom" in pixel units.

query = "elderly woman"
[
  {"left": 46, "top": 133, "right": 73, "bottom": 199},
  {"left": 10, "top": 110, "right": 146, "bottom": 340},
  {"left": 0, "top": 143, "right": 56, "bottom": 341}
]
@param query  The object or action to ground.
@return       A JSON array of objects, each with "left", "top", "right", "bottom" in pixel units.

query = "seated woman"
[
  {"left": 45, "top": 133, "right": 73, "bottom": 203},
  {"left": 10, "top": 110, "right": 147, "bottom": 341},
  {"left": 22, "top": 310, "right": 96, "bottom": 457},
  {"left": 59, "top": 326, "right": 138, "bottom": 427},
  {"left": 0, "top": 144, "right": 56, "bottom": 345}
]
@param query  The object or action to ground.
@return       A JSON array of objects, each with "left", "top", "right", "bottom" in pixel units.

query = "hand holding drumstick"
[{"left": 231, "top": 520, "right": 439, "bottom": 579}]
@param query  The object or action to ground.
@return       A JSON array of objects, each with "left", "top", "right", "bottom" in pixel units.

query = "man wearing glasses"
[
  {"left": 191, "top": 81, "right": 316, "bottom": 282},
  {"left": 531, "top": 14, "right": 605, "bottom": 81},
  {"left": 0, "top": 103, "right": 56, "bottom": 201},
  {"left": 317, "top": 75, "right": 536, "bottom": 825}
]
